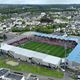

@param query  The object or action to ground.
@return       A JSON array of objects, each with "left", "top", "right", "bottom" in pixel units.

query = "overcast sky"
[{"left": 0, "top": 0, "right": 80, "bottom": 4}]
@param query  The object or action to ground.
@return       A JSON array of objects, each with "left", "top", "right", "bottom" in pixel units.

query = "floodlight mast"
[{"left": 64, "top": 30, "right": 68, "bottom": 79}]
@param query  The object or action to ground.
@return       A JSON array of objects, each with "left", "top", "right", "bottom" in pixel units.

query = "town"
[{"left": 0, "top": 4, "right": 80, "bottom": 80}]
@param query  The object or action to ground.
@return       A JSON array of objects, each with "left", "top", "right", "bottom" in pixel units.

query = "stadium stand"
[
  {"left": 5, "top": 32, "right": 77, "bottom": 48},
  {"left": 67, "top": 43, "right": 80, "bottom": 69},
  {"left": 0, "top": 43, "right": 61, "bottom": 68}
]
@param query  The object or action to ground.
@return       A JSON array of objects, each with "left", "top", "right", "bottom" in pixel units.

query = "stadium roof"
[
  {"left": 67, "top": 43, "right": 80, "bottom": 64},
  {"left": 5, "top": 31, "right": 80, "bottom": 44},
  {"left": 43, "top": 55, "right": 61, "bottom": 65},
  {"left": 5, "top": 35, "right": 28, "bottom": 44},
  {"left": 31, "top": 32, "right": 80, "bottom": 43},
  {"left": 5, "top": 32, "right": 35, "bottom": 44},
  {"left": 0, "top": 43, "right": 61, "bottom": 66}
]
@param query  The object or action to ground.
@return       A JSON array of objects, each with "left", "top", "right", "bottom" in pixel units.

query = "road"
[{"left": 24, "top": 72, "right": 72, "bottom": 80}]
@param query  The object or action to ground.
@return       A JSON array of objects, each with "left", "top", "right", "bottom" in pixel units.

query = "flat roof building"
[{"left": 0, "top": 68, "right": 25, "bottom": 80}]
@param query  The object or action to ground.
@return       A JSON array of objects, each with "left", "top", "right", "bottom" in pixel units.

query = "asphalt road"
[{"left": 25, "top": 72, "right": 72, "bottom": 80}]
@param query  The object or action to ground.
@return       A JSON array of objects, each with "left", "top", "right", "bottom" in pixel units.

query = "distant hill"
[
  {"left": 0, "top": 4, "right": 80, "bottom": 9},
  {"left": 0, "top": 4, "right": 79, "bottom": 14}
]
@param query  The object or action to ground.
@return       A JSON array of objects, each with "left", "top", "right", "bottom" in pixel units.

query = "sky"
[{"left": 0, "top": 0, "right": 80, "bottom": 4}]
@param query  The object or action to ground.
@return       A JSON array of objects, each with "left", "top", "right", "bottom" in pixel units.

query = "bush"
[{"left": 11, "top": 27, "right": 30, "bottom": 32}]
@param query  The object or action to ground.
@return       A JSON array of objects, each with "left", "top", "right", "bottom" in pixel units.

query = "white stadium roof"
[
  {"left": 0, "top": 43, "right": 61, "bottom": 66},
  {"left": 43, "top": 55, "right": 61, "bottom": 65}
]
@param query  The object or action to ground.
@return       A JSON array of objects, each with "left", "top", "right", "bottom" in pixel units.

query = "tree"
[{"left": 3, "top": 34, "right": 7, "bottom": 40}]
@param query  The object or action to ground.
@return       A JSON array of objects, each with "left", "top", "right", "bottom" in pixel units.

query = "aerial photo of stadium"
[{"left": 1, "top": 2, "right": 80, "bottom": 80}]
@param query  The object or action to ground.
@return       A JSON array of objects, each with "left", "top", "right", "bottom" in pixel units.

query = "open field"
[
  {"left": 6, "top": 60, "right": 19, "bottom": 66},
  {"left": 0, "top": 57, "right": 64, "bottom": 78},
  {"left": 19, "top": 41, "right": 73, "bottom": 58}
]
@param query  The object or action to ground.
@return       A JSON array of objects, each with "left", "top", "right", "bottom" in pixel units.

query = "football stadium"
[{"left": 0, "top": 31, "right": 80, "bottom": 70}]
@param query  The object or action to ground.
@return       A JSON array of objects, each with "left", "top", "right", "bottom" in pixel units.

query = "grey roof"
[
  {"left": 0, "top": 69, "right": 9, "bottom": 77},
  {"left": 5, "top": 73, "right": 23, "bottom": 80},
  {"left": 33, "top": 32, "right": 80, "bottom": 43},
  {"left": 0, "top": 78, "right": 5, "bottom": 80},
  {"left": 5, "top": 35, "right": 27, "bottom": 44},
  {"left": 22, "top": 31, "right": 80, "bottom": 43},
  {"left": 67, "top": 43, "right": 80, "bottom": 64}
]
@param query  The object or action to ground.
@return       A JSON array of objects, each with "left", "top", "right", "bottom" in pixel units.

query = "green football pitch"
[{"left": 19, "top": 41, "right": 73, "bottom": 58}]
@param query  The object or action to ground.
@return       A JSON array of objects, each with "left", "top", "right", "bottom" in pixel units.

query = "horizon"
[
  {"left": 0, "top": 0, "right": 80, "bottom": 5},
  {"left": 0, "top": 3, "right": 80, "bottom": 5}
]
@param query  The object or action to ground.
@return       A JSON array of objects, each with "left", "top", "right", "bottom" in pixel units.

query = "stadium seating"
[{"left": 8, "top": 34, "right": 77, "bottom": 48}]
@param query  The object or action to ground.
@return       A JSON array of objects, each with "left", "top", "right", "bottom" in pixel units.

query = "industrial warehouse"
[{"left": 0, "top": 32, "right": 80, "bottom": 69}]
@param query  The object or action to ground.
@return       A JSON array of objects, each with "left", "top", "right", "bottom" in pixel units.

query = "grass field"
[
  {"left": 0, "top": 57, "right": 64, "bottom": 78},
  {"left": 19, "top": 41, "right": 73, "bottom": 58}
]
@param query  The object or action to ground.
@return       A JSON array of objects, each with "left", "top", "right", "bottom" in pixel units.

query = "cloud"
[{"left": 0, "top": 0, "right": 80, "bottom": 4}]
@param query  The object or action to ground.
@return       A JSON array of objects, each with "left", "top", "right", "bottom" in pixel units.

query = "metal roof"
[
  {"left": 33, "top": 32, "right": 80, "bottom": 43},
  {"left": 0, "top": 69, "right": 9, "bottom": 77},
  {"left": 0, "top": 43, "right": 61, "bottom": 66},
  {"left": 67, "top": 43, "right": 80, "bottom": 64},
  {"left": 5, "top": 72, "right": 23, "bottom": 80}
]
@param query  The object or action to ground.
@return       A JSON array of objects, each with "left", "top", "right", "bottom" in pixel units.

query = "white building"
[{"left": 0, "top": 43, "right": 62, "bottom": 68}]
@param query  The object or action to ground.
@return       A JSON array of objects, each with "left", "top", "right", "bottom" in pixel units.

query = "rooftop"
[
  {"left": 5, "top": 72, "right": 23, "bottom": 80},
  {"left": 67, "top": 43, "right": 80, "bottom": 64},
  {"left": 0, "top": 68, "right": 9, "bottom": 77},
  {"left": 20, "top": 31, "right": 80, "bottom": 43},
  {"left": 0, "top": 68, "right": 25, "bottom": 80}
]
